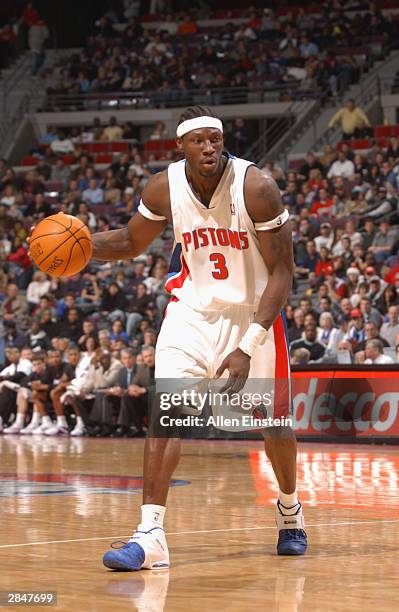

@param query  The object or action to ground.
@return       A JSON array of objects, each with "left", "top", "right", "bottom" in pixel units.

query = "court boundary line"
[{"left": 1, "top": 519, "right": 398, "bottom": 549}]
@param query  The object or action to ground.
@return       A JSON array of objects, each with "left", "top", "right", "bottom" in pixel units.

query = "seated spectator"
[
  {"left": 359, "top": 296, "right": 382, "bottom": 328},
  {"left": 26, "top": 271, "right": 51, "bottom": 311},
  {"left": 0, "top": 284, "right": 28, "bottom": 328},
  {"left": 290, "top": 347, "right": 311, "bottom": 366},
  {"left": 314, "top": 223, "right": 334, "bottom": 252},
  {"left": 56, "top": 307, "right": 83, "bottom": 344},
  {"left": 354, "top": 321, "right": 390, "bottom": 354},
  {"left": 327, "top": 151, "right": 355, "bottom": 179},
  {"left": 101, "top": 117, "right": 123, "bottom": 142},
  {"left": 317, "top": 312, "right": 340, "bottom": 358},
  {"left": 178, "top": 15, "right": 197, "bottom": 36},
  {"left": 149, "top": 121, "right": 169, "bottom": 140},
  {"left": 110, "top": 319, "right": 129, "bottom": 344},
  {"left": 75, "top": 349, "right": 123, "bottom": 436},
  {"left": 46, "top": 346, "right": 83, "bottom": 436},
  {"left": 50, "top": 133, "right": 75, "bottom": 155},
  {"left": 3, "top": 353, "right": 52, "bottom": 434},
  {"left": 290, "top": 322, "right": 326, "bottom": 362},
  {"left": 100, "top": 282, "right": 127, "bottom": 323},
  {"left": 82, "top": 179, "right": 104, "bottom": 205},
  {"left": 361, "top": 339, "right": 393, "bottom": 365},
  {"left": 368, "top": 220, "right": 396, "bottom": 264},
  {"left": 296, "top": 239, "right": 319, "bottom": 277},
  {"left": 380, "top": 305, "right": 399, "bottom": 347}
]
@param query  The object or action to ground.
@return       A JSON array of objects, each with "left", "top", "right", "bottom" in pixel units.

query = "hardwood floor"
[{"left": 1, "top": 435, "right": 398, "bottom": 611}]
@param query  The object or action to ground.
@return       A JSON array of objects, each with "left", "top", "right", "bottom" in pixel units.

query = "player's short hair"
[{"left": 178, "top": 105, "right": 218, "bottom": 125}]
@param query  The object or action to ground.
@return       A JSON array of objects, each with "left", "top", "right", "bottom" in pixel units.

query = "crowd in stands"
[
  {"left": 44, "top": 2, "right": 398, "bottom": 107},
  {"left": 0, "top": 106, "right": 399, "bottom": 435},
  {"left": 0, "top": 2, "right": 49, "bottom": 74}
]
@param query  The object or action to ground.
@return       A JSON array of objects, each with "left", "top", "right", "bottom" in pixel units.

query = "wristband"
[{"left": 238, "top": 323, "right": 267, "bottom": 358}]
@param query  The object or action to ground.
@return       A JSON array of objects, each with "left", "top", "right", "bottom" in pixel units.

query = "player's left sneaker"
[
  {"left": 276, "top": 500, "right": 307, "bottom": 556},
  {"left": 103, "top": 527, "right": 169, "bottom": 571}
]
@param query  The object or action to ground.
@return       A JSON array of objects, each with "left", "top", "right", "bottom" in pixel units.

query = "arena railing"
[{"left": 42, "top": 83, "right": 325, "bottom": 112}]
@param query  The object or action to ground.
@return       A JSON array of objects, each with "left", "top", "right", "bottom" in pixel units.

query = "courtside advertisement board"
[{"left": 291, "top": 367, "right": 399, "bottom": 439}]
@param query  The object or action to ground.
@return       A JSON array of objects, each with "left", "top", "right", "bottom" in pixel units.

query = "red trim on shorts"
[
  {"left": 272, "top": 314, "right": 290, "bottom": 419},
  {"left": 164, "top": 254, "right": 190, "bottom": 294}
]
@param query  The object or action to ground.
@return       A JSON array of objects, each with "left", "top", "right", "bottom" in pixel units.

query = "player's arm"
[
  {"left": 92, "top": 172, "right": 170, "bottom": 261},
  {"left": 215, "top": 167, "right": 293, "bottom": 392},
  {"left": 245, "top": 167, "right": 293, "bottom": 330}
]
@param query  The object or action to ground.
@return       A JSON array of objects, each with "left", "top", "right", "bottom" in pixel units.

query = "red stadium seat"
[
  {"left": 90, "top": 142, "right": 109, "bottom": 153},
  {"left": 95, "top": 154, "right": 113, "bottom": 164},
  {"left": 110, "top": 142, "right": 129, "bottom": 153},
  {"left": 374, "top": 126, "right": 391, "bottom": 138},
  {"left": 144, "top": 140, "right": 162, "bottom": 152},
  {"left": 21, "top": 156, "right": 38, "bottom": 166},
  {"left": 62, "top": 155, "right": 76, "bottom": 164}
]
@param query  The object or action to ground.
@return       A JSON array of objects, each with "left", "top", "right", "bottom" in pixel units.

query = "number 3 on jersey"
[{"left": 209, "top": 253, "right": 229, "bottom": 279}]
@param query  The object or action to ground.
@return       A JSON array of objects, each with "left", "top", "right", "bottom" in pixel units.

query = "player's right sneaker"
[{"left": 103, "top": 527, "right": 169, "bottom": 571}]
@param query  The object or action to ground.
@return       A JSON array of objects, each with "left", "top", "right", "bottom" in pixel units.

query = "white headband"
[{"left": 176, "top": 116, "right": 223, "bottom": 138}]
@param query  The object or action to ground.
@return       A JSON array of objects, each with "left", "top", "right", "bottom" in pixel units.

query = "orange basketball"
[{"left": 29, "top": 212, "right": 93, "bottom": 277}]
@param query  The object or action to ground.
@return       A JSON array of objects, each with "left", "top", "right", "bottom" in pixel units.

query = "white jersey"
[{"left": 165, "top": 155, "right": 269, "bottom": 312}]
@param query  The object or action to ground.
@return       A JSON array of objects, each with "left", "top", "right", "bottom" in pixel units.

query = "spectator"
[
  {"left": 82, "top": 350, "right": 123, "bottom": 436},
  {"left": 363, "top": 339, "right": 393, "bottom": 365},
  {"left": 100, "top": 282, "right": 127, "bottom": 323},
  {"left": 317, "top": 312, "right": 340, "bottom": 357},
  {"left": 101, "top": 117, "right": 123, "bottom": 142},
  {"left": 380, "top": 305, "right": 399, "bottom": 347},
  {"left": 327, "top": 151, "right": 355, "bottom": 179},
  {"left": 29, "top": 19, "right": 49, "bottom": 75},
  {"left": 82, "top": 179, "right": 104, "bottom": 205},
  {"left": 290, "top": 347, "right": 311, "bottom": 366},
  {"left": 290, "top": 322, "right": 326, "bottom": 362},
  {"left": 26, "top": 271, "right": 51, "bottom": 311},
  {"left": 328, "top": 99, "right": 371, "bottom": 140},
  {"left": 368, "top": 220, "right": 396, "bottom": 264}
]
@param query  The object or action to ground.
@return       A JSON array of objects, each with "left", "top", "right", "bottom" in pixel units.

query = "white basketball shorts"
[{"left": 155, "top": 299, "right": 291, "bottom": 431}]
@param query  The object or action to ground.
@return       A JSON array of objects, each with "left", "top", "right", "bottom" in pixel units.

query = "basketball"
[{"left": 29, "top": 212, "right": 93, "bottom": 277}]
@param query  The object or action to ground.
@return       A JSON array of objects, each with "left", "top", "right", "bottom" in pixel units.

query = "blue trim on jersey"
[
  {"left": 168, "top": 243, "right": 182, "bottom": 277},
  {"left": 280, "top": 310, "right": 290, "bottom": 348}
]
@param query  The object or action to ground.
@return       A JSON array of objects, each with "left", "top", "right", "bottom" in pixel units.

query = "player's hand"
[
  {"left": 214, "top": 348, "right": 250, "bottom": 394},
  {"left": 26, "top": 225, "right": 35, "bottom": 258}
]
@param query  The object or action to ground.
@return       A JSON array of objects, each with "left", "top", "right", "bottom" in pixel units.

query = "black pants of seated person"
[
  {"left": 117, "top": 395, "right": 147, "bottom": 431},
  {"left": 0, "top": 387, "right": 18, "bottom": 425},
  {"left": 90, "top": 393, "right": 121, "bottom": 429}
]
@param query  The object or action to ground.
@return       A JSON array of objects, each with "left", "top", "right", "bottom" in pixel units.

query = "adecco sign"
[{"left": 291, "top": 370, "right": 399, "bottom": 437}]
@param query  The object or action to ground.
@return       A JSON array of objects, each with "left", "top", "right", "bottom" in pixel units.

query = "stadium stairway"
[
  {"left": 0, "top": 50, "right": 58, "bottom": 159},
  {"left": 254, "top": 47, "right": 399, "bottom": 171},
  {"left": 287, "top": 48, "right": 399, "bottom": 163}
]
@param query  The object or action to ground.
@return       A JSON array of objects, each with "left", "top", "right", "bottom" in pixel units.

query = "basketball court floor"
[{"left": 1, "top": 436, "right": 398, "bottom": 611}]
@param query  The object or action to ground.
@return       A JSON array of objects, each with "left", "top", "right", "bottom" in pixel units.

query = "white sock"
[
  {"left": 57, "top": 415, "right": 67, "bottom": 427},
  {"left": 42, "top": 416, "right": 52, "bottom": 426},
  {"left": 278, "top": 490, "right": 300, "bottom": 515},
  {"left": 76, "top": 416, "right": 84, "bottom": 427},
  {"left": 15, "top": 413, "right": 25, "bottom": 427},
  {"left": 138, "top": 504, "right": 166, "bottom": 532},
  {"left": 30, "top": 411, "right": 41, "bottom": 427}
]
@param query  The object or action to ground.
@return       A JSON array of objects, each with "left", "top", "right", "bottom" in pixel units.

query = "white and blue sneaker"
[
  {"left": 103, "top": 527, "right": 169, "bottom": 571},
  {"left": 276, "top": 501, "right": 307, "bottom": 556}
]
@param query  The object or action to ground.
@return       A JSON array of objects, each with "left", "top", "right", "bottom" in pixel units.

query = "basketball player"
[{"left": 92, "top": 106, "right": 307, "bottom": 569}]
